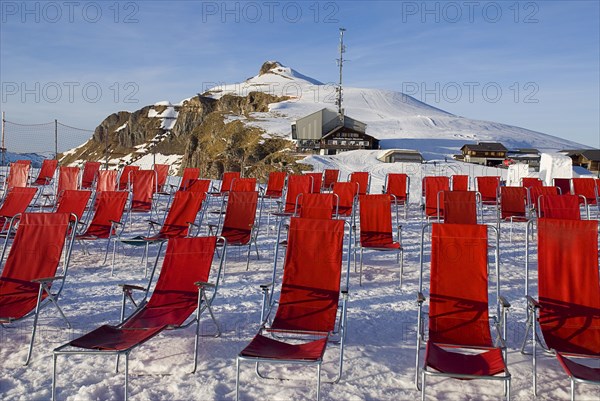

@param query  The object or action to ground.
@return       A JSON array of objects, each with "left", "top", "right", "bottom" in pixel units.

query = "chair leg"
[
  {"left": 25, "top": 286, "right": 45, "bottom": 365},
  {"left": 421, "top": 370, "right": 426, "bottom": 401},
  {"left": 51, "top": 353, "right": 58, "bottom": 401},
  {"left": 571, "top": 378, "right": 575, "bottom": 401},
  {"left": 359, "top": 248, "right": 364, "bottom": 286},
  {"left": 316, "top": 363, "right": 322, "bottom": 401},
  {"left": 124, "top": 353, "right": 129, "bottom": 401},
  {"left": 235, "top": 358, "right": 241, "bottom": 401}
]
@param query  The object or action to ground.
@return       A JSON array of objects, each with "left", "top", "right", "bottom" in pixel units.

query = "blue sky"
[{"left": 1, "top": 0, "right": 598, "bottom": 152}]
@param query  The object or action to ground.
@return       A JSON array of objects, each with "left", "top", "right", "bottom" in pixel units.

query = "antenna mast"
[{"left": 336, "top": 28, "right": 346, "bottom": 121}]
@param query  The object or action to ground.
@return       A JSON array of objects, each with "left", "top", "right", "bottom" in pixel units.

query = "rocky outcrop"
[{"left": 60, "top": 88, "right": 303, "bottom": 178}]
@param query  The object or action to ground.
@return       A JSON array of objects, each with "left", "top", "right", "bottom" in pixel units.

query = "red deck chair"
[
  {"left": 553, "top": 178, "right": 571, "bottom": 197},
  {"left": 416, "top": 223, "right": 511, "bottom": 399},
  {"left": 76, "top": 191, "right": 129, "bottom": 263},
  {"left": 323, "top": 169, "right": 339, "bottom": 191},
  {"left": 0, "top": 187, "right": 37, "bottom": 231},
  {"left": 538, "top": 194, "right": 582, "bottom": 220},
  {"left": 357, "top": 194, "right": 403, "bottom": 286},
  {"left": 178, "top": 167, "right": 200, "bottom": 191},
  {"left": 451, "top": 174, "right": 469, "bottom": 191},
  {"left": 96, "top": 170, "right": 118, "bottom": 192},
  {"left": 349, "top": 171, "right": 370, "bottom": 195},
  {"left": 117, "top": 165, "right": 139, "bottom": 190},
  {"left": 210, "top": 191, "right": 260, "bottom": 270},
  {"left": 129, "top": 169, "right": 157, "bottom": 213},
  {"left": 117, "top": 191, "right": 206, "bottom": 274},
  {"left": 572, "top": 178, "right": 599, "bottom": 217},
  {"left": 236, "top": 217, "right": 350, "bottom": 401},
  {"left": 306, "top": 172, "right": 323, "bottom": 194},
  {"left": 296, "top": 193, "right": 338, "bottom": 220},
  {"left": 230, "top": 177, "right": 257, "bottom": 192},
  {"left": 16, "top": 159, "right": 31, "bottom": 166},
  {"left": 440, "top": 190, "right": 479, "bottom": 225},
  {"left": 0, "top": 213, "right": 76, "bottom": 365},
  {"left": 153, "top": 164, "right": 170, "bottom": 192},
  {"left": 33, "top": 159, "right": 58, "bottom": 186},
  {"left": 422, "top": 176, "right": 450, "bottom": 220},
  {"left": 263, "top": 171, "right": 286, "bottom": 199},
  {"left": 53, "top": 235, "right": 226, "bottom": 401},
  {"left": 55, "top": 190, "right": 92, "bottom": 223},
  {"left": 183, "top": 178, "right": 211, "bottom": 194},
  {"left": 528, "top": 185, "right": 559, "bottom": 210},
  {"left": 522, "top": 177, "right": 543, "bottom": 189},
  {"left": 523, "top": 219, "right": 599, "bottom": 399},
  {"left": 476, "top": 176, "right": 500, "bottom": 206},
  {"left": 212, "top": 171, "right": 240, "bottom": 195},
  {"left": 384, "top": 173, "right": 410, "bottom": 218},
  {"left": 332, "top": 181, "right": 359, "bottom": 218},
  {"left": 80, "top": 161, "right": 101, "bottom": 189},
  {"left": 278, "top": 174, "right": 312, "bottom": 215},
  {"left": 57, "top": 166, "right": 80, "bottom": 193},
  {"left": 499, "top": 187, "right": 529, "bottom": 241},
  {"left": 5, "top": 162, "right": 30, "bottom": 190}
]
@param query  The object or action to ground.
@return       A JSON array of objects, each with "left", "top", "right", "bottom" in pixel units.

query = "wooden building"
[
  {"left": 292, "top": 108, "right": 378, "bottom": 155},
  {"left": 455, "top": 142, "right": 508, "bottom": 166}
]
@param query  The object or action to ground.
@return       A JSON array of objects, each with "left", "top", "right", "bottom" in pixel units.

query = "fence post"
[
  {"left": 1, "top": 112, "right": 5, "bottom": 166},
  {"left": 54, "top": 119, "right": 58, "bottom": 160}
]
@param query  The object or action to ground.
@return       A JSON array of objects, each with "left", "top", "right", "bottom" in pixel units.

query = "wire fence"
[{"left": 1, "top": 116, "right": 94, "bottom": 166}]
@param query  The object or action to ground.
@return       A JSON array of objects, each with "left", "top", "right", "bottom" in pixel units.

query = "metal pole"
[
  {"left": 1, "top": 112, "right": 5, "bottom": 166},
  {"left": 54, "top": 119, "right": 58, "bottom": 160},
  {"left": 337, "top": 28, "right": 346, "bottom": 121},
  {"left": 105, "top": 125, "right": 109, "bottom": 169}
]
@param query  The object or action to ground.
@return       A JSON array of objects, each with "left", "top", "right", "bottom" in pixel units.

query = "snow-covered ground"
[{"left": 1, "top": 162, "right": 598, "bottom": 401}]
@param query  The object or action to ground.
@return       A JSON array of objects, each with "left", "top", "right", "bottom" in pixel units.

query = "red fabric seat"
[
  {"left": 230, "top": 177, "right": 256, "bottom": 192},
  {"left": 77, "top": 191, "right": 128, "bottom": 239},
  {"left": 425, "top": 342, "right": 506, "bottom": 377},
  {"left": 349, "top": 171, "right": 369, "bottom": 195},
  {"left": 264, "top": 171, "right": 286, "bottom": 198},
  {"left": 322, "top": 169, "right": 339, "bottom": 191},
  {"left": 146, "top": 191, "right": 205, "bottom": 240},
  {"left": 451, "top": 175, "right": 469, "bottom": 191},
  {"left": 305, "top": 172, "right": 322, "bottom": 194},
  {"left": 241, "top": 335, "right": 328, "bottom": 361},
  {"left": 219, "top": 191, "right": 258, "bottom": 245},
  {"left": 130, "top": 170, "right": 157, "bottom": 212},
  {"left": 500, "top": 186, "right": 528, "bottom": 221},
  {"left": 183, "top": 178, "right": 211, "bottom": 193},
  {"left": 96, "top": 170, "right": 117, "bottom": 192},
  {"left": 0, "top": 187, "right": 37, "bottom": 229},
  {"left": 476, "top": 176, "right": 500, "bottom": 205},
  {"left": 281, "top": 175, "right": 312, "bottom": 214},
  {"left": 443, "top": 190, "right": 478, "bottom": 224},
  {"left": 297, "top": 193, "right": 336, "bottom": 219},
  {"left": 423, "top": 176, "right": 450, "bottom": 218},
  {"left": 55, "top": 190, "right": 92, "bottom": 221},
  {"left": 117, "top": 165, "right": 139, "bottom": 190},
  {"left": 522, "top": 177, "right": 543, "bottom": 189},
  {"left": 556, "top": 353, "right": 600, "bottom": 382},
  {"left": 153, "top": 164, "right": 169, "bottom": 192},
  {"left": 385, "top": 173, "right": 409, "bottom": 203},
  {"left": 332, "top": 181, "right": 359, "bottom": 217},
  {"left": 538, "top": 194, "right": 581, "bottom": 219},
  {"left": 179, "top": 167, "right": 200, "bottom": 191},
  {"left": 81, "top": 161, "right": 101, "bottom": 189},
  {"left": 572, "top": 178, "right": 598, "bottom": 205},
  {"left": 217, "top": 171, "right": 240, "bottom": 194},
  {"left": 5, "top": 162, "right": 30, "bottom": 190},
  {"left": 33, "top": 159, "right": 58, "bottom": 186}
]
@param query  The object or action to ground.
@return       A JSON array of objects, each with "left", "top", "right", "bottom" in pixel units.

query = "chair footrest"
[
  {"left": 425, "top": 342, "right": 507, "bottom": 377},
  {"left": 240, "top": 334, "right": 327, "bottom": 361}
]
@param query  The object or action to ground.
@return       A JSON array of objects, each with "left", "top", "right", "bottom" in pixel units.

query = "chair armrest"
[
  {"left": 147, "top": 219, "right": 160, "bottom": 227},
  {"left": 187, "top": 221, "right": 200, "bottom": 227},
  {"left": 499, "top": 295, "right": 511, "bottom": 308},
  {"left": 259, "top": 283, "right": 271, "bottom": 292},
  {"left": 194, "top": 281, "right": 215, "bottom": 288},
  {"left": 109, "top": 220, "right": 123, "bottom": 226},
  {"left": 526, "top": 295, "right": 540, "bottom": 309},
  {"left": 31, "top": 276, "right": 64, "bottom": 284},
  {"left": 341, "top": 286, "right": 349, "bottom": 294},
  {"left": 417, "top": 292, "right": 426, "bottom": 304},
  {"left": 118, "top": 283, "right": 145, "bottom": 292}
]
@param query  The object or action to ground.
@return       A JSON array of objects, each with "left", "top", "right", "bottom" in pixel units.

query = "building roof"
[
  {"left": 560, "top": 149, "right": 600, "bottom": 161},
  {"left": 581, "top": 149, "right": 600, "bottom": 161},
  {"left": 461, "top": 142, "right": 508, "bottom": 152}
]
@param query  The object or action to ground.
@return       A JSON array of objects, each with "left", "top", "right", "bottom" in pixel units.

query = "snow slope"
[{"left": 206, "top": 62, "right": 588, "bottom": 159}]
